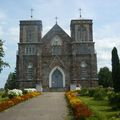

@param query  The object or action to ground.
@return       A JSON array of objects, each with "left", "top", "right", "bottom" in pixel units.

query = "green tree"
[
  {"left": 0, "top": 40, "right": 9, "bottom": 73},
  {"left": 4, "top": 70, "right": 18, "bottom": 90},
  {"left": 112, "top": 47, "right": 120, "bottom": 92},
  {"left": 98, "top": 67, "right": 112, "bottom": 87}
]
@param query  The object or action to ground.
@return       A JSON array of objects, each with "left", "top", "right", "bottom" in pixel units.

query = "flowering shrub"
[
  {"left": 8, "top": 89, "right": 23, "bottom": 99},
  {"left": 23, "top": 88, "right": 37, "bottom": 94},
  {"left": 0, "top": 92, "right": 41, "bottom": 112},
  {"left": 66, "top": 91, "right": 92, "bottom": 120}
]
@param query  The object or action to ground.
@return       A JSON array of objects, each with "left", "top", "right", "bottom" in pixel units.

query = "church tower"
[
  {"left": 16, "top": 20, "right": 42, "bottom": 88},
  {"left": 70, "top": 19, "right": 98, "bottom": 87}
]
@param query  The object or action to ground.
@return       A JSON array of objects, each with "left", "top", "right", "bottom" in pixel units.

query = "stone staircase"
[{"left": 43, "top": 87, "right": 67, "bottom": 92}]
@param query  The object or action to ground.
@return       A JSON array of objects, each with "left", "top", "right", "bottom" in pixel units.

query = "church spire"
[
  {"left": 79, "top": 8, "right": 82, "bottom": 18},
  {"left": 55, "top": 16, "right": 58, "bottom": 24},
  {"left": 30, "top": 8, "right": 34, "bottom": 19}
]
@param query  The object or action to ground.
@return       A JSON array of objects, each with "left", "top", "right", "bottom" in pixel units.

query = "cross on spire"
[
  {"left": 79, "top": 8, "right": 82, "bottom": 18},
  {"left": 30, "top": 8, "right": 34, "bottom": 19},
  {"left": 55, "top": 16, "right": 58, "bottom": 24}
]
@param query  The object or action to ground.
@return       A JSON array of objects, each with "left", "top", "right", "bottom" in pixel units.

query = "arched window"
[
  {"left": 51, "top": 36, "right": 62, "bottom": 55},
  {"left": 27, "top": 63, "right": 33, "bottom": 80}
]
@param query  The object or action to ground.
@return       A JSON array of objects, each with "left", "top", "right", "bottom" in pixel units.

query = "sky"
[{"left": 0, "top": 0, "right": 120, "bottom": 88}]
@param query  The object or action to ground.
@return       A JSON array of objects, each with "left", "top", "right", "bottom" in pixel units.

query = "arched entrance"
[
  {"left": 49, "top": 66, "right": 65, "bottom": 88},
  {"left": 52, "top": 69, "right": 63, "bottom": 87}
]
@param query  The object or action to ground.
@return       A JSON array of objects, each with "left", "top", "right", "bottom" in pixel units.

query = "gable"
[{"left": 41, "top": 24, "right": 71, "bottom": 43}]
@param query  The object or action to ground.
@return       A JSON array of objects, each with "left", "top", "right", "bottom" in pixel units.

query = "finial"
[
  {"left": 55, "top": 16, "right": 58, "bottom": 24},
  {"left": 30, "top": 8, "right": 34, "bottom": 19},
  {"left": 79, "top": 8, "right": 82, "bottom": 18}
]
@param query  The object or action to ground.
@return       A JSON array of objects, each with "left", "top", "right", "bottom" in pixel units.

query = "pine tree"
[{"left": 112, "top": 47, "right": 120, "bottom": 92}]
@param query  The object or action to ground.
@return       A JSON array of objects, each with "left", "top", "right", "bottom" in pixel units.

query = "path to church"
[{"left": 0, "top": 92, "right": 67, "bottom": 120}]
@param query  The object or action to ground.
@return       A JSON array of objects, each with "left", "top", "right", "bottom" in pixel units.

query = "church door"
[{"left": 52, "top": 69, "right": 63, "bottom": 88}]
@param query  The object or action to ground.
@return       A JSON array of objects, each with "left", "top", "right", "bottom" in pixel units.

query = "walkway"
[{"left": 0, "top": 92, "right": 67, "bottom": 120}]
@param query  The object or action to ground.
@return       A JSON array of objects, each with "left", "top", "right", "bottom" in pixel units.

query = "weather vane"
[
  {"left": 55, "top": 16, "right": 58, "bottom": 24},
  {"left": 30, "top": 8, "right": 34, "bottom": 19},
  {"left": 79, "top": 8, "right": 82, "bottom": 18}
]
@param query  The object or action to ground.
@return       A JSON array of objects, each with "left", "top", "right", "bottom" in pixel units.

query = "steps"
[{"left": 43, "top": 87, "right": 67, "bottom": 92}]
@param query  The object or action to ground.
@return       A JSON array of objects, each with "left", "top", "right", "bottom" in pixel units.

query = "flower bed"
[
  {"left": 0, "top": 92, "right": 41, "bottom": 112},
  {"left": 66, "top": 91, "right": 92, "bottom": 120},
  {"left": 8, "top": 89, "right": 23, "bottom": 99}
]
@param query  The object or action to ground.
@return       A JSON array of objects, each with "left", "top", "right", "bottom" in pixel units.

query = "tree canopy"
[
  {"left": 98, "top": 67, "right": 112, "bottom": 87},
  {"left": 4, "top": 70, "right": 18, "bottom": 90},
  {"left": 0, "top": 40, "right": 9, "bottom": 73}
]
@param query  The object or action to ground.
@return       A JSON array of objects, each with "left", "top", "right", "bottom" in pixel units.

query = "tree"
[
  {"left": 98, "top": 67, "right": 112, "bottom": 87},
  {"left": 4, "top": 70, "right": 18, "bottom": 90},
  {"left": 0, "top": 40, "right": 9, "bottom": 73},
  {"left": 112, "top": 47, "right": 120, "bottom": 92}
]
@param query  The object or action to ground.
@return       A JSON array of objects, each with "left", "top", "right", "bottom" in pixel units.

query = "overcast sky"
[{"left": 0, "top": 0, "right": 120, "bottom": 88}]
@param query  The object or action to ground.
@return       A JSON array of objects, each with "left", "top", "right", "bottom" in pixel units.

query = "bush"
[
  {"left": 78, "top": 88, "right": 89, "bottom": 96},
  {"left": 93, "top": 89, "right": 106, "bottom": 100},
  {"left": 88, "top": 88, "right": 96, "bottom": 97},
  {"left": 87, "top": 87, "right": 108, "bottom": 100},
  {"left": 108, "top": 92, "right": 120, "bottom": 110},
  {"left": 8, "top": 89, "right": 23, "bottom": 99},
  {"left": 23, "top": 88, "right": 37, "bottom": 94}
]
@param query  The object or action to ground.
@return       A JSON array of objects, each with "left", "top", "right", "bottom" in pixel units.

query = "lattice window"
[
  {"left": 27, "top": 63, "right": 33, "bottom": 80},
  {"left": 25, "top": 46, "right": 36, "bottom": 55}
]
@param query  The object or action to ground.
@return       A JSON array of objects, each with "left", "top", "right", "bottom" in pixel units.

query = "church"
[{"left": 16, "top": 16, "right": 98, "bottom": 91}]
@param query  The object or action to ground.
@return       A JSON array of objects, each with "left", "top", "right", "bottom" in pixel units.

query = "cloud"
[
  {"left": 94, "top": 22, "right": 120, "bottom": 70},
  {"left": 7, "top": 27, "right": 19, "bottom": 42}
]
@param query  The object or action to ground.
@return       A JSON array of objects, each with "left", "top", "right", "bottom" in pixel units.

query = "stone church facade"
[{"left": 16, "top": 18, "right": 98, "bottom": 91}]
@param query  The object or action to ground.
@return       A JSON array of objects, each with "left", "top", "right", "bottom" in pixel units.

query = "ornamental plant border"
[
  {"left": 65, "top": 91, "right": 92, "bottom": 120},
  {"left": 0, "top": 92, "right": 41, "bottom": 112}
]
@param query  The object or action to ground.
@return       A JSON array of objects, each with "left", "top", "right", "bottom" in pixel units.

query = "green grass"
[
  {"left": 0, "top": 91, "right": 9, "bottom": 103},
  {"left": 79, "top": 96, "right": 120, "bottom": 120}
]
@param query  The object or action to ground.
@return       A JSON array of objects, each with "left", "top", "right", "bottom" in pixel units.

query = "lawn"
[
  {"left": 0, "top": 91, "right": 9, "bottom": 103},
  {"left": 79, "top": 96, "right": 120, "bottom": 120}
]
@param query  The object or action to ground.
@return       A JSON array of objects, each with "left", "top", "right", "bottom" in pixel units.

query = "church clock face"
[{"left": 80, "top": 61, "right": 87, "bottom": 68}]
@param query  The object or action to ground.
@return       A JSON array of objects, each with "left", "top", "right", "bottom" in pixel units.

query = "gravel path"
[{"left": 0, "top": 92, "right": 67, "bottom": 120}]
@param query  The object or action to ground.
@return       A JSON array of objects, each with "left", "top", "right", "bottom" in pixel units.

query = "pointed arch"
[{"left": 49, "top": 66, "right": 65, "bottom": 88}]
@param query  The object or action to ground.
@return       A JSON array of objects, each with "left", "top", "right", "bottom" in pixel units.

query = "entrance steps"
[{"left": 43, "top": 87, "right": 67, "bottom": 92}]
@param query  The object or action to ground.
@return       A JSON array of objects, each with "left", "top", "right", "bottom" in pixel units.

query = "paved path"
[{"left": 0, "top": 92, "right": 67, "bottom": 120}]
